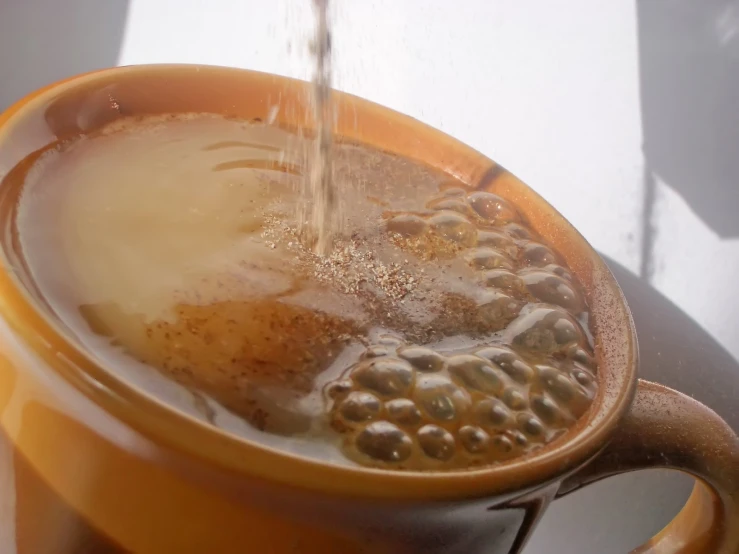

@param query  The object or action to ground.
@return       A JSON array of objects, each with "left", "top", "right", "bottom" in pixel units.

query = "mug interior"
[{"left": 0, "top": 64, "right": 638, "bottom": 501}]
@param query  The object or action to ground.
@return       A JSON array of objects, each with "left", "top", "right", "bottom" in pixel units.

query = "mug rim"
[{"left": 0, "top": 64, "right": 638, "bottom": 501}]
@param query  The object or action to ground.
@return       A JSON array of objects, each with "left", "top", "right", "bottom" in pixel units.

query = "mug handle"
[{"left": 558, "top": 379, "right": 739, "bottom": 554}]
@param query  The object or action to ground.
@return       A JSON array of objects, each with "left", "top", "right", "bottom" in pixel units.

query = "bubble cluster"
[
  {"left": 385, "top": 189, "right": 591, "bottom": 321},
  {"left": 326, "top": 333, "right": 597, "bottom": 470},
  {"left": 320, "top": 186, "right": 599, "bottom": 471}
]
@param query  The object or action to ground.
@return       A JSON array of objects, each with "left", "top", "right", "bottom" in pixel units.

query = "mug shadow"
[
  {"left": 525, "top": 256, "right": 739, "bottom": 553},
  {"left": 638, "top": 0, "right": 739, "bottom": 240},
  {"left": 0, "top": 0, "right": 129, "bottom": 112}
]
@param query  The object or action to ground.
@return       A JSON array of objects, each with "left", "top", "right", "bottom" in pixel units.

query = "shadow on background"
[
  {"left": 0, "top": 0, "right": 129, "bottom": 111},
  {"left": 608, "top": 256, "right": 739, "bottom": 430},
  {"left": 526, "top": 256, "right": 739, "bottom": 554},
  {"left": 638, "top": 0, "right": 739, "bottom": 247}
]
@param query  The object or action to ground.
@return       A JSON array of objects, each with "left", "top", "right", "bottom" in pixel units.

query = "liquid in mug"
[{"left": 16, "top": 113, "right": 599, "bottom": 471}]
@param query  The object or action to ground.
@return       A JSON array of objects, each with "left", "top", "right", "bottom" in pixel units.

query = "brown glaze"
[
  {"left": 560, "top": 380, "right": 739, "bottom": 554},
  {"left": 9, "top": 430, "right": 121, "bottom": 554},
  {"left": 0, "top": 65, "right": 734, "bottom": 553}
]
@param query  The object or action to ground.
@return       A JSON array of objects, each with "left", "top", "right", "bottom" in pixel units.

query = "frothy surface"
[{"left": 16, "top": 114, "right": 598, "bottom": 470}]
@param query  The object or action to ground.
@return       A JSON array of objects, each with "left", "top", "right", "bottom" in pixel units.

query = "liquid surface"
[{"left": 16, "top": 114, "right": 598, "bottom": 470}]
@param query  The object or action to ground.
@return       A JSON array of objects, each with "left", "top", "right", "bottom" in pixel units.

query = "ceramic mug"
[{"left": 0, "top": 65, "right": 736, "bottom": 554}]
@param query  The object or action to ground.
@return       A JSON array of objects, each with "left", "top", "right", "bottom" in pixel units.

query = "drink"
[{"left": 15, "top": 112, "right": 598, "bottom": 471}]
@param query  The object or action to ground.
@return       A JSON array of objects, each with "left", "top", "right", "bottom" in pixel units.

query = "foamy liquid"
[{"left": 16, "top": 114, "right": 599, "bottom": 471}]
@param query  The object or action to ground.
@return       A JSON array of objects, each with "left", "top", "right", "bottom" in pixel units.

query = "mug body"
[{"left": 0, "top": 65, "right": 638, "bottom": 554}]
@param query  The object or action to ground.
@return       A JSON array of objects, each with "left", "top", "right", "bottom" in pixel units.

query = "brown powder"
[{"left": 261, "top": 215, "right": 417, "bottom": 303}]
